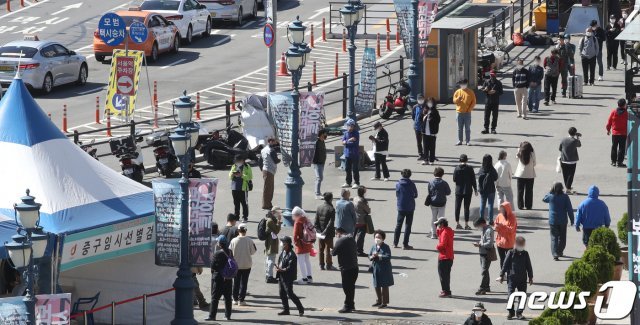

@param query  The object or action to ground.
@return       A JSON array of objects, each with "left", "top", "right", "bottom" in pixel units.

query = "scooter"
[
  {"left": 197, "top": 125, "right": 263, "bottom": 170},
  {"left": 378, "top": 64, "right": 411, "bottom": 119},
  {"left": 110, "top": 135, "right": 145, "bottom": 182},
  {"left": 146, "top": 131, "right": 178, "bottom": 177},
  {"left": 78, "top": 139, "right": 98, "bottom": 160}
]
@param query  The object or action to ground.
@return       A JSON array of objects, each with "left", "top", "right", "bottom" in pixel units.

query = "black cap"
[
  {"left": 590, "top": 20, "right": 598, "bottom": 26},
  {"left": 280, "top": 236, "right": 292, "bottom": 245},
  {"left": 373, "top": 121, "right": 382, "bottom": 129},
  {"left": 459, "top": 154, "right": 468, "bottom": 162}
]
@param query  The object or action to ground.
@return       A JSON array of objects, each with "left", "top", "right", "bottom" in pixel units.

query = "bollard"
[
  {"left": 142, "top": 294, "right": 147, "bottom": 325},
  {"left": 310, "top": 24, "right": 315, "bottom": 48},
  {"left": 62, "top": 105, "right": 68, "bottom": 133},
  {"left": 231, "top": 83, "right": 236, "bottom": 111},
  {"left": 396, "top": 21, "right": 400, "bottom": 44},
  {"left": 95, "top": 96, "right": 101, "bottom": 124},
  {"left": 312, "top": 61, "right": 317, "bottom": 86},
  {"left": 277, "top": 52, "right": 289, "bottom": 76},
  {"left": 153, "top": 103, "right": 159, "bottom": 128},
  {"left": 322, "top": 18, "right": 326, "bottom": 41},
  {"left": 6, "top": 0, "right": 10, "bottom": 12},
  {"left": 20, "top": 0, "right": 23, "bottom": 7},
  {"left": 225, "top": 100, "right": 231, "bottom": 128},
  {"left": 73, "top": 130, "right": 79, "bottom": 144},
  {"left": 334, "top": 53, "right": 339, "bottom": 78},
  {"left": 386, "top": 18, "right": 390, "bottom": 32},
  {"left": 106, "top": 113, "right": 112, "bottom": 137},
  {"left": 153, "top": 81, "right": 158, "bottom": 108},
  {"left": 196, "top": 92, "right": 201, "bottom": 120},
  {"left": 342, "top": 29, "right": 346, "bottom": 52},
  {"left": 386, "top": 31, "right": 391, "bottom": 51},
  {"left": 376, "top": 33, "right": 381, "bottom": 57}
]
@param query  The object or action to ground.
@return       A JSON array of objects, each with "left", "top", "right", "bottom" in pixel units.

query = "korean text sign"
[
  {"left": 189, "top": 179, "right": 218, "bottom": 266},
  {"left": 299, "top": 92, "right": 325, "bottom": 167}
]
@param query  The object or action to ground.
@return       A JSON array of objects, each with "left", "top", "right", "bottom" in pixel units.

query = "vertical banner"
[
  {"left": 0, "top": 293, "right": 71, "bottom": 325},
  {"left": 627, "top": 109, "right": 640, "bottom": 323},
  {"left": 105, "top": 49, "right": 143, "bottom": 116},
  {"left": 418, "top": 0, "right": 438, "bottom": 59},
  {"left": 354, "top": 48, "right": 377, "bottom": 115},
  {"left": 393, "top": 0, "right": 414, "bottom": 59},
  {"left": 267, "top": 92, "right": 295, "bottom": 165},
  {"left": 153, "top": 179, "right": 182, "bottom": 267},
  {"left": 189, "top": 179, "right": 218, "bottom": 266},
  {"left": 299, "top": 92, "right": 325, "bottom": 167}
]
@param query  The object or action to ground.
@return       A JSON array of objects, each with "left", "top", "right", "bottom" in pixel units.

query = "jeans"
[
  {"left": 313, "top": 163, "right": 325, "bottom": 196},
  {"left": 507, "top": 280, "right": 527, "bottom": 314},
  {"left": 454, "top": 193, "right": 472, "bottom": 223},
  {"left": 516, "top": 178, "right": 534, "bottom": 210},
  {"left": 318, "top": 237, "right": 333, "bottom": 267},
  {"left": 514, "top": 87, "right": 528, "bottom": 117},
  {"left": 341, "top": 268, "right": 359, "bottom": 309},
  {"left": 355, "top": 225, "right": 367, "bottom": 253},
  {"left": 456, "top": 112, "right": 471, "bottom": 143},
  {"left": 233, "top": 268, "right": 251, "bottom": 302},
  {"left": 262, "top": 170, "right": 274, "bottom": 210},
  {"left": 414, "top": 130, "right": 423, "bottom": 157},
  {"left": 582, "top": 56, "right": 597, "bottom": 84},
  {"left": 438, "top": 259, "right": 453, "bottom": 294},
  {"left": 479, "top": 255, "right": 491, "bottom": 291},
  {"left": 527, "top": 84, "right": 541, "bottom": 112},
  {"left": 544, "top": 75, "right": 559, "bottom": 102},
  {"left": 611, "top": 135, "right": 627, "bottom": 165},
  {"left": 265, "top": 254, "right": 276, "bottom": 278},
  {"left": 560, "top": 68, "right": 569, "bottom": 95},
  {"left": 374, "top": 153, "right": 389, "bottom": 179},
  {"left": 550, "top": 223, "right": 568, "bottom": 257},
  {"left": 422, "top": 134, "right": 437, "bottom": 163},
  {"left": 496, "top": 185, "right": 514, "bottom": 206},
  {"left": 297, "top": 253, "right": 312, "bottom": 280},
  {"left": 596, "top": 43, "right": 604, "bottom": 76},
  {"left": 394, "top": 210, "right": 414, "bottom": 246},
  {"left": 232, "top": 190, "right": 248, "bottom": 220},
  {"left": 483, "top": 103, "right": 499, "bottom": 131},
  {"left": 479, "top": 192, "right": 496, "bottom": 223},
  {"left": 560, "top": 162, "right": 577, "bottom": 190},
  {"left": 209, "top": 276, "right": 232, "bottom": 320},
  {"left": 430, "top": 206, "right": 446, "bottom": 236},
  {"left": 345, "top": 156, "right": 360, "bottom": 185},
  {"left": 279, "top": 278, "right": 304, "bottom": 312},
  {"left": 582, "top": 228, "right": 594, "bottom": 246},
  {"left": 607, "top": 41, "right": 619, "bottom": 69}
]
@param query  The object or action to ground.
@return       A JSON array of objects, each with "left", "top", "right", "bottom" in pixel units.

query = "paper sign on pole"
[
  {"left": 267, "top": 92, "right": 295, "bottom": 166},
  {"left": 105, "top": 49, "right": 143, "bottom": 116},
  {"left": 153, "top": 179, "right": 182, "bottom": 267},
  {"left": 354, "top": 48, "right": 377, "bottom": 115},
  {"left": 393, "top": 0, "right": 415, "bottom": 59}
]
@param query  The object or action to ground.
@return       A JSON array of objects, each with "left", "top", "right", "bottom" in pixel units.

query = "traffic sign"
[
  {"left": 116, "top": 56, "right": 135, "bottom": 96},
  {"left": 106, "top": 50, "right": 144, "bottom": 116},
  {"left": 264, "top": 23, "right": 275, "bottom": 48},
  {"left": 129, "top": 21, "right": 148, "bottom": 44},
  {"left": 98, "top": 13, "right": 126, "bottom": 46},
  {"left": 112, "top": 94, "right": 127, "bottom": 111}
]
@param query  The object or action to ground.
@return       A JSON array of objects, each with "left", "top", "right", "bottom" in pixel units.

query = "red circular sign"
[{"left": 264, "top": 23, "right": 275, "bottom": 48}]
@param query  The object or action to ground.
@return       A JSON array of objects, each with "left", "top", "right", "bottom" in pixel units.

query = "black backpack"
[{"left": 257, "top": 217, "right": 268, "bottom": 241}]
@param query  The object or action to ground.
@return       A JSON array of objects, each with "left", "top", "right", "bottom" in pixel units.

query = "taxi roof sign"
[
  {"left": 23, "top": 34, "right": 39, "bottom": 41},
  {"left": 128, "top": 6, "right": 141, "bottom": 11}
]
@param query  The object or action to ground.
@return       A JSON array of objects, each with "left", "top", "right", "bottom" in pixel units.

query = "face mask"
[
  {"left": 623, "top": 14, "right": 628, "bottom": 19},
  {"left": 586, "top": 32, "right": 593, "bottom": 37},
  {"left": 460, "top": 84, "right": 468, "bottom": 89},
  {"left": 474, "top": 311, "right": 484, "bottom": 318},
  {"left": 375, "top": 238, "right": 383, "bottom": 245},
  {"left": 516, "top": 65, "right": 523, "bottom": 69},
  {"left": 427, "top": 102, "right": 434, "bottom": 108},
  {"left": 610, "top": 19, "right": 616, "bottom": 24},
  {"left": 516, "top": 246, "right": 525, "bottom": 251},
  {"left": 592, "top": 26, "right": 597, "bottom": 31},
  {"left": 417, "top": 100, "right": 425, "bottom": 105}
]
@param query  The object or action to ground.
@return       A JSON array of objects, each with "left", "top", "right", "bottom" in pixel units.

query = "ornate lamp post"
[
  {"left": 169, "top": 92, "right": 199, "bottom": 325},
  {"left": 282, "top": 17, "right": 311, "bottom": 226},
  {"left": 407, "top": 0, "right": 421, "bottom": 102},
  {"left": 340, "top": 0, "right": 365, "bottom": 121},
  {"left": 6, "top": 190, "right": 49, "bottom": 325}
]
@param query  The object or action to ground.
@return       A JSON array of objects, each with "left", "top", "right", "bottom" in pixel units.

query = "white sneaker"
[
  {"left": 598, "top": 76, "right": 603, "bottom": 81},
  {"left": 370, "top": 177, "right": 380, "bottom": 181},
  {"left": 455, "top": 141, "right": 462, "bottom": 146},
  {"left": 342, "top": 183, "right": 350, "bottom": 188},
  {"left": 316, "top": 195, "right": 324, "bottom": 200},
  {"left": 383, "top": 178, "right": 389, "bottom": 182},
  {"left": 233, "top": 300, "right": 239, "bottom": 305},
  {"left": 351, "top": 184, "right": 359, "bottom": 189}
]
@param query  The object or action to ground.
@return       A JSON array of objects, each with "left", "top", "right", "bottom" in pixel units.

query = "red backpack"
[{"left": 513, "top": 33, "right": 524, "bottom": 46}]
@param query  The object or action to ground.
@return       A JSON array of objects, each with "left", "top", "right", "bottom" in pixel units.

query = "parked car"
[
  {"left": 93, "top": 8, "right": 180, "bottom": 62},
  {"left": 140, "top": 0, "right": 211, "bottom": 44},
  {"left": 0, "top": 35, "right": 87, "bottom": 95},
  {"left": 200, "top": 0, "right": 259, "bottom": 26}
]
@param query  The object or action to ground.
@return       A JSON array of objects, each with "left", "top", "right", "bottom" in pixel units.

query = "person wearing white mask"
[
  {"left": 511, "top": 58, "right": 530, "bottom": 119},
  {"left": 499, "top": 236, "right": 533, "bottom": 320},
  {"left": 463, "top": 302, "right": 492, "bottom": 325},
  {"left": 579, "top": 27, "right": 599, "bottom": 86},
  {"left": 453, "top": 79, "right": 476, "bottom": 145},
  {"left": 590, "top": 20, "right": 606, "bottom": 80},
  {"left": 368, "top": 229, "right": 393, "bottom": 308},
  {"left": 605, "top": 14, "right": 622, "bottom": 70}
]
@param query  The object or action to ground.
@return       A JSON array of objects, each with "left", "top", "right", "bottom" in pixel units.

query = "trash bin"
[{"left": 534, "top": 3, "right": 547, "bottom": 31}]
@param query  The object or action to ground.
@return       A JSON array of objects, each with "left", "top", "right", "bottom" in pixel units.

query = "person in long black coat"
[
  {"left": 369, "top": 229, "right": 394, "bottom": 308},
  {"left": 206, "top": 235, "right": 233, "bottom": 321},
  {"left": 276, "top": 236, "right": 304, "bottom": 316}
]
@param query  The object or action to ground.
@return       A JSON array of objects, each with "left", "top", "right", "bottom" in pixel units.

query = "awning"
[
  {"left": 618, "top": 17, "right": 640, "bottom": 41},
  {"left": 431, "top": 17, "right": 492, "bottom": 31}
]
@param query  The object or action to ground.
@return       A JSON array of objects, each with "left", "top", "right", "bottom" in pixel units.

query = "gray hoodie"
[{"left": 579, "top": 35, "right": 599, "bottom": 59}]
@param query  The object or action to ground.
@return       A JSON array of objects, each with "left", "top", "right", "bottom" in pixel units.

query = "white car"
[
  {"left": 200, "top": 0, "right": 259, "bottom": 26},
  {"left": 140, "top": 0, "right": 211, "bottom": 44}
]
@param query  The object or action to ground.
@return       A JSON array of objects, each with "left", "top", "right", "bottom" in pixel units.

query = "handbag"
[
  {"left": 555, "top": 156, "right": 562, "bottom": 174},
  {"left": 424, "top": 183, "right": 432, "bottom": 206},
  {"left": 364, "top": 214, "right": 375, "bottom": 234},
  {"left": 487, "top": 245, "right": 498, "bottom": 262},
  {"left": 247, "top": 180, "right": 253, "bottom": 191}
]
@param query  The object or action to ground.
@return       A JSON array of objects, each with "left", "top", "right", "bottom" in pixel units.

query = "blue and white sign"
[
  {"left": 129, "top": 20, "right": 148, "bottom": 44},
  {"left": 98, "top": 13, "right": 126, "bottom": 46},
  {"left": 112, "top": 93, "right": 127, "bottom": 111},
  {"left": 264, "top": 23, "right": 275, "bottom": 48}
]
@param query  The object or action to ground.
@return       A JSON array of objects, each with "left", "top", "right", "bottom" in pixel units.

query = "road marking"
[
  {"left": 52, "top": 2, "right": 83, "bottom": 16},
  {"left": 241, "top": 21, "right": 255, "bottom": 28},
  {"left": 75, "top": 44, "right": 93, "bottom": 52},
  {"left": 213, "top": 35, "right": 234, "bottom": 46},
  {"left": 76, "top": 87, "right": 103, "bottom": 95},
  {"left": 212, "top": 30, "right": 221, "bottom": 34},
  {"left": 308, "top": 7, "right": 330, "bottom": 20},
  {"left": 0, "top": 0, "right": 49, "bottom": 20},
  {"left": 160, "top": 58, "right": 186, "bottom": 69},
  {"left": 86, "top": 54, "right": 95, "bottom": 59}
]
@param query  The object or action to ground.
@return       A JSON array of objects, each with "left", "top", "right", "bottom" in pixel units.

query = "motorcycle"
[
  {"left": 78, "top": 139, "right": 98, "bottom": 160},
  {"left": 197, "top": 124, "right": 263, "bottom": 170},
  {"left": 378, "top": 64, "right": 411, "bottom": 119},
  {"left": 146, "top": 131, "right": 178, "bottom": 177},
  {"left": 110, "top": 135, "right": 145, "bottom": 182}
]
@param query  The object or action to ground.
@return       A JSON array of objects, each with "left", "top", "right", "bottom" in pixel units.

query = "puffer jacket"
[
  {"left": 494, "top": 202, "right": 517, "bottom": 249},
  {"left": 575, "top": 186, "right": 611, "bottom": 230}
]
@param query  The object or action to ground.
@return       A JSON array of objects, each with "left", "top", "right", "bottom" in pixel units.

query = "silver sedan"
[{"left": 0, "top": 39, "right": 88, "bottom": 95}]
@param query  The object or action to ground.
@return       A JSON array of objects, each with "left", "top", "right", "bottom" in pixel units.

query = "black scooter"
[
  {"left": 146, "top": 131, "right": 178, "bottom": 177},
  {"left": 110, "top": 136, "right": 145, "bottom": 182},
  {"left": 78, "top": 139, "right": 98, "bottom": 160},
  {"left": 197, "top": 125, "right": 263, "bottom": 169}
]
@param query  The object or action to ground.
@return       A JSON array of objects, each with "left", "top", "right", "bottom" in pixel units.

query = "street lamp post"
[
  {"left": 169, "top": 92, "right": 199, "bottom": 325},
  {"left": 6, "top": 190, "right": 49, "bottom": 325},
  {"left": 407, "top": 0, "right": 421, "bottom": 102},
  {"left": 340, "top": 0, "right": 365, "bottom": 121},
  {"left": 282, "top": 17, "right": 311, "bottom": 225}
]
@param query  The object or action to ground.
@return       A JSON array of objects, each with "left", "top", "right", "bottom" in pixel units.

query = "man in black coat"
[
  {"left": 331, "top": 228, "right": 359, "bottom": 313},
  {"left": 481, "top": 70, "right": 504, "bottom": 134},
  {"left": 369, "top": 122, "right": 390, "bottom": 181},
  {"left": 499, "top": 236, "right": 533, "bottom": 320},
  {"left": 276, "top": 236, "right": 304, "bottom": 316},
  {"left": 591, "top": 20, "right": 606, "bottom": 81},
  {"left": 453, "top": 154, "right": 478, "bottom": 230}
]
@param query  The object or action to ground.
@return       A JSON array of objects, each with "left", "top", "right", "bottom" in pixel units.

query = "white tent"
[{"left": 0, "top": 76, "right": 176, "bottom": 324}]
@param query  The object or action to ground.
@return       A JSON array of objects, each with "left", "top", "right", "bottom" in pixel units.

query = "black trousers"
[
  {"left": 340, "top": 268, "right": 359, "bottom": 309},
  {"left": 621, "top": 40, "right": 627, "bottom": 62},
  {"left": 611, "top": 135, "right": 627, "bottom": 164},
  {"left": 544, "top": 75, "right": 559, "bottom": 102},
  {"left": 607, "top": 41, "right": 619, "bottom": 69},
  {"left": 560, "top": 162, "right": 577, "bottom": 190},
  {"left": 414, "top": 130, "right": 423, "bottom": 157},
  {"left": 210, "top": 276, "right": 232, "bottom": 320},
  {"left": 355, "top": 225, "right": 367, "bottom": 254},
  {"left": 581, "top": 56, "right": 597, "bottom": 84},
  {"left": 279, "top": 278, "right": 304, "bottom": 312},
  {"left": 483, "top": 103, "right": 499, "bottom": 131},
  {"left": 345, "top": 156, "right": 360, "bottom": 185},
  {"left": 374, "top": 153, "right": 389, "bottom": 179},
  {"left": 498, "top": 246, "right": 510, "bottom": 270},
  {"left": 507, "top": 279, "right": 528, "bottom": 313},
  {"left": 437, "top": 259, "right": 453, "bottom": 294},
  {"left": 516, "top": 178, "right": 534, "bottom": 210},
  {"left": 454, "top": 193, "right": 472, "bottom": 222},
  {"left": 231, "top": 190, "right": 248, "bottom": 220},
  {"left": 232, "top": 268, "right": 251, "bottom": 302},
  {"left": 422, "top": 134, "right": 437, "bottom": 163}
]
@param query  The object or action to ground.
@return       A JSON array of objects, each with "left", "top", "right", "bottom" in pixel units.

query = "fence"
[
  {"left": 479, "top": 0, "right": 543, "bottom": 44},
  {"left": 328, "top": 2, "right": 398, "bottom": 38}
]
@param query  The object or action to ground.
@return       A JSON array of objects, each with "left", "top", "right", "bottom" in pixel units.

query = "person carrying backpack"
[
  {"left": 205, "top": 235, "right": 234, "bottom": 322},
  {"left": 262, "top": 207, "right": 282, "bottom": 284},
  {"left": 426, "top": 167, "right": 451, "bottom": 239},
  {"left": 543, "top": 49, "right": 563, "bottom": 106},
  {"left": 292, "top": 207, "right": 314, "bottom": 284}
]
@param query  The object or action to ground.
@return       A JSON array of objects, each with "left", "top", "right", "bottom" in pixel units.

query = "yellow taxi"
[{"left": 93, "top": 8, "right": 180, "bottom": 62}]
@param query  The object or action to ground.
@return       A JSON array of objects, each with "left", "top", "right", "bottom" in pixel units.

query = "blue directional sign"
[
  {"left": 263, "top": 23, "right": 275, "bottom": 48},
  {"left": 112, "top": 94, "right": 127, "bottom": 111},
  {"left": 98, "top": 13, "right": 126, "bottom": 46},
  {"left": 129, "top": 20, "right": 148, "bottom": 44}
]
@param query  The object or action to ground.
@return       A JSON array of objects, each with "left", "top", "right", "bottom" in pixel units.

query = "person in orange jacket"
[
  {"left": 453, "top": 79, "right": 477, "bottom": 146},
  {"left": 494, "top": 202, "right": 518, "bottom": 269}
]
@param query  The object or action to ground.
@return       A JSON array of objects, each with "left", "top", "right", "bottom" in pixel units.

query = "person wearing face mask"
[
  {"left": 527, "top": 56, "right": 544, "bottom": 113},
  {"left": 331, "top": 227, "right": 359, "bottom": 313},
  {"left": 369, "top": 229, "right": 394, "bottom": 308},
  {"left": 261, "top": 137, "right": 281, "bottom": 210},
  {"left": 511, "top": 58, "right": 530, "bottom": 119},
  {"left": 606, "top": 14, "right": 621, "bottom": 70},
  {"left": 229, "top": 156, "right": 252, "bottom": 222},
  {"left": 369, "top": 122, "right": 390, "bottom": 181},
  {"left": 421, "top": 98, "right": 441, "bottom": 165},
  {"left": 620, "top": 11, "right": 628, "bottom": 64},
  {"left": 342, "top": 119, "right": 360, "bottom": 189},
  {"left": 473, "top": 218, "right": 495, "bottom": 296},
  {"left": 543, "top": 49, "right": 563, "bottom": 106},
  {"left": 411, "top": 95, "right": 425, "bottom": 160},
  {"left": 453, "top": 154, "right": 477, "bottom": 230},
  {"left": 275, "top": 236, "right": 305, "bottom": 316},
  {"left": 556, "top": 35, "right": 575, "bottom": 98},
  {"left": 606, "top": 98, "right": 629, "bottom": 167},
  {"left": 499, "top": 236, "right": 533, "bottom": 320},
  {"left": 580, "top": 26, "right": 599, "bottom": 86},
  {"left": 464, "top": 302, "right": 492, "bottom": 325},
  {"left": 435, "top": 217, "right": 454, "bottom": 298},
  {"left": 590, "top": 20, "right": 606, "bottom": 81},
  {"left": 453, "top": 79, "right": 476, "bottom": 145},
  {"left": 480, "top": 70, "right": 503, "bottom": 134}
]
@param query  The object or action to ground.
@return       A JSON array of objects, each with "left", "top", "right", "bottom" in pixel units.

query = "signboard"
[
  {"left": 628, "top": 108, "right": 640, "bottom": 322},
  {"left": 0, "top": 294, "right": 71, "bottom": 325},
  {"left": 105, "top": 49, "right": 143, "bottom": 116},
  {"left": 267, "top": 92, "right": 295, "bottom": 165},
  {"left": 546, "top": 0, "right": 559, "bottom": 34},
  {"left": 418, "top": 0, "right": 437, "bottom": 58},
  {"left": 299, "top": 92, "right": 325, "bottom": 167},
  {"left": 153, "top": 179, "right": 182, "bottom": 267},
  {"left": 189, "top": 178, "right": 217, "bottom": 266},
  {"left": 393, "top": 0, "right": 414, "bottom": 59},
  {"left": 129, "top": 20, "right": 148, "bottom": 44},
  {"left": 60, "top": 216, "right": 155, "bottom": 272},
  {"left": 264, "top": 23, "right": 275, "bottom": 48},
  {"left": 354, "top": 48, "right": 377, "bottom": 115},
  {"left": 98, "top": 13, "right": 126, "bottom": 46}
]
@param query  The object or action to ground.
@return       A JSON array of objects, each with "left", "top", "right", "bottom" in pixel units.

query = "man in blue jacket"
[
  {"left": 575, "top": 185, "right": 611, "bottom": 246},
  {"left": 412, "top": 94, "right": 425, "bottom": 160},
  {"left": 342, "top": 119, "right": 360, "bottom": 189},
  {"left": 394, "top": 169, "right": 418, "bottom": 250}
]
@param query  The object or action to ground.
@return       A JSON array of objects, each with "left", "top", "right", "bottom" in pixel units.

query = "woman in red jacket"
[
  {"left": 606, "top": 98, "right": 629, "bottom": 167},
  {"left": 435, "top": 217, "right": 454, "bottom": 298},
  {"left": 293, "top": 207, "right": 314, "bottom": 284}
]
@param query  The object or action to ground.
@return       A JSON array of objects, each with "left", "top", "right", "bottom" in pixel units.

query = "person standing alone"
[
  {"left": 559, "top": 127, "right": 581, "bottom": 194},
  {"left": 512, "top": 59, "right": 530, "bottom": 118},
  {"left": 579, "top": 27, "right": 599, "bottom": 86},
  {"left": 473, "top": 218, "right": 495, "bottom": 295},
  {"left": 313, "top": 129, "right": 328, "bottom": 199},
  {"left": 229, "top": 156, "right": 252, "bottom": 222},
  {"left": 426, "top": 167, "right": 451, "bottom": 239},
  {"left": 481, "top": 70, "right": 503, "bottom": 134},
  {"left": 500, "top": 236, "right": 533, "bottom": 320},
  {"left": 557, "top": 35, "right": 575, "bottom": 98},
  {"left": 261, "top": 138, "right": 280, "bottom": 210},
  {"left": 453, "top": 79, "right": 476, "bottom": 145},
  {"left": 435, "top": 217, "right": 454, "bottom": 298},
  {"left": 369, "top": 122, "right": 390, "bottom": 181},
  {"left": 606, "top": 98, "right": 629, "bottom": 167},
  {"left": 342, "top": 119, "right": 360, "bottom": 189},
  {"left": 606, "top": 14, "right": 621, "bottom": 70},
  {"left": 543, "top": 182, "right": 574, "bottom": 260},
  {"left": 292, "top": 207, "right": 314, "bottom": 284},
  {"left": 575, "top": 185, "right": 611, "bottom": 246}
]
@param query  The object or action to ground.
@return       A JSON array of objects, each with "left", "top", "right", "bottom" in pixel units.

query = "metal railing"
[
  {"left": 479, "top": 0, "right": 543, "bottom": 44},
  {"left": 328, "top": 2, "right": 398, "bottom": 38}
]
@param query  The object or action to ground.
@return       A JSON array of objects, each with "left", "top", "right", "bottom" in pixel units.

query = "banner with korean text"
[
  {"left": 60, "top": 216, "right": 154, "bottom": 272},
  {"left": 418, "top": 0, "right": 438, "bottom": 59},
  {"left": 354, "top": 48, "right": 377, "bottom": 115},
  {"left": 0, "top": 293, "right": 71, "bottom": 324},
  {"left": 153, "top": 179, "right": 182, "bottom": 267},
  {"left": 105, "top": 49, "right": 143, "bottom": 116},
  {"left": 393, "top": 0, "right": 414, "bottom": 59},
  {"left": 299, "top": 92, "right": 325, "bottom": 167},
  {"left": 267, "top": 92, "right": 294, "bottom": 165},
  {"left": 189, "top": 179, "right": 217, "bottom": 266}
]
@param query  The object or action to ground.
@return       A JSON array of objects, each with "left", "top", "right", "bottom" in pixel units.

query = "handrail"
[{"left": 69, "top": 287, "right": 175, "bottom": 321}]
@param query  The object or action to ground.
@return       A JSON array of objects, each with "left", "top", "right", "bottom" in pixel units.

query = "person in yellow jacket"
[
  {"left": 229, "top": 155, "right": 253, "bottom": 222},
  {"left": 453, "top": 79, "right": 477, "bottom": 146}
]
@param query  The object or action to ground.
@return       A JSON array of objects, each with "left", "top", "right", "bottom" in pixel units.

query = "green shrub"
[
  {"left": 529, "top": 317, "right": 545, "bottom": 325},
  {"left": 582, "top": 245, "right": 615, "bottom": 284},
  {"left": 565, "top": 260, "right": 598, "bottom": 293},
  {"left": 540, "top": 309, "right": 574, "bottom": 325},
  {"left": 557, "top": 284, "right": 589, "bottom": 324},
  {"left": 588, "top": 227, "right": 621, "bottom": 260},
  {"left": 618, "top": 213, "right": 629, "bottom": 246}
]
